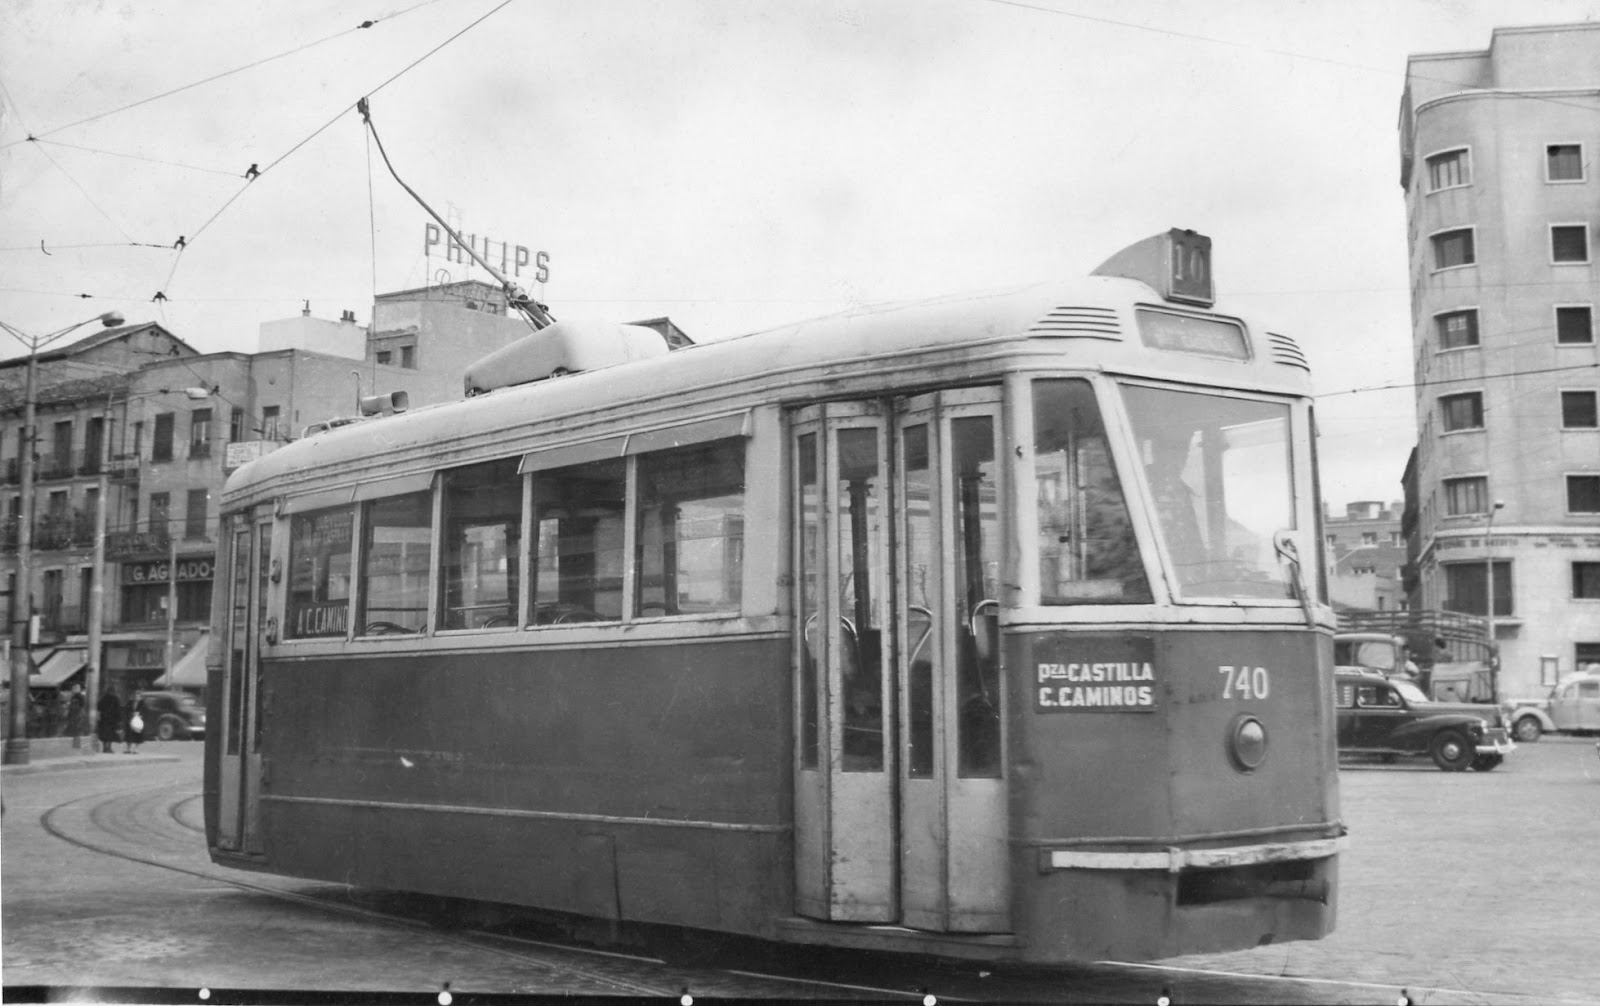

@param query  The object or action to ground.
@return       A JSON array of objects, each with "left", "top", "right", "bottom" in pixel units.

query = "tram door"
[
  {"left": 792, "top": 390, "right": 1008, "bottom": 931},
  {"left": 216, "top": 515, "right": 271, "bottom": 854}
]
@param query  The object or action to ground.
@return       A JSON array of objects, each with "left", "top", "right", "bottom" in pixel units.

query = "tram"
[{"left": 206, "top": 228, "right": 1344, "bottom": 963}]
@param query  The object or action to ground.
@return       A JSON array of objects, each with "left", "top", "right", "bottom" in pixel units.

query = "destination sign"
[
  {"left": 1136, "top": 309, "right": 1249, "bottom": 361},
  {"left": 1033, "top": 634, "right": 1159, "bottom": 713}
]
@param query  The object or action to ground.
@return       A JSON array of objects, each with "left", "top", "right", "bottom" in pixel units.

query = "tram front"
[{"left": 1011, "top": 359, "right": 1340, "bottom": 961}]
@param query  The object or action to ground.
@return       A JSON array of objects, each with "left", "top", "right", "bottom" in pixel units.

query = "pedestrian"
[
  {"left": 67, "top": 684, "right": 86, "bottom": 740},
  {"left": 96, "top": 688, "right": 121, "bottom": 754},
  {"left": 123, "top": 691, "right": 145, "bottom": 754}
]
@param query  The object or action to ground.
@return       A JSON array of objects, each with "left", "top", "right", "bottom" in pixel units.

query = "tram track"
[
  {"left": 28, "top": 774, "right": 1569, "bottom": 1004},
  {"left": 33, "top": 780, "right": 926, "bottom": 1001}
]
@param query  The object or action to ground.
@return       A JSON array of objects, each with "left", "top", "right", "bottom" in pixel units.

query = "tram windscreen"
[{"left": 1120, "top": 385, "right": 1296, "bottom": 601}]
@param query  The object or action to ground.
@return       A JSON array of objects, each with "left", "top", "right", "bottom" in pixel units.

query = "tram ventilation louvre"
[
  {"left": 1028, "top": 305, "right": 1123, "bottom": 339},
  {"left": 463, "top": 318, "right": 676, "bottom": 396},
  {"left": 1266, "top": 332, "right": 1310, "bottom": 371}
]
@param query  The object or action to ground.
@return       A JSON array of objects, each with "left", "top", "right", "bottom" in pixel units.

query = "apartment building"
[{"left": 1398, "top": 22, "right": 1600, "bottom": 696}]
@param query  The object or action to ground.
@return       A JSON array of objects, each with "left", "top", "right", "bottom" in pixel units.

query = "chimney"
[{"left": 302, "top": 300, "right": 311, "bottom": 317}]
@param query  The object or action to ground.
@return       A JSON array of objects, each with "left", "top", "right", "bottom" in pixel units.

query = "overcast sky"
[{"left": 2, "top": 0, "right": 1596, "bottom": 508}]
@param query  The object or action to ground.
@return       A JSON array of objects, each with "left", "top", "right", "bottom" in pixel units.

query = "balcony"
[
  {"left": 35, "top": 451, "right": 83, "bottom": 482},
  {"left": 106, "top": 530, "right": 172, "bottom": 560},
  {"left": 32, "top": 510, "right": 97, "bottom": 552}
]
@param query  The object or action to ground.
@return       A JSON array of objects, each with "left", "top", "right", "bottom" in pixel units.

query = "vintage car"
[
  {"left": 1335, "top": 669, "right": 1513, "bottom": 771},
  {"left": 1506, "top": 672, "right": 1600, "bottom": 742},
  {"left": 136, "top": 690, "right": 206, "bottom": 741}
]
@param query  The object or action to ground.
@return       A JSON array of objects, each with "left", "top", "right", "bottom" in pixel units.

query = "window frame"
[
  {"left": 1546, "top": 142, "right": 1586, "bottom": 184},
  {"left": 151, "top": 412, "right": 175, "bottom": 463},
  {"left": 1555, "top": 305, "right": 1594, "bottom": 346},
  {"left": 1442, "top": 475, "right": 1489, "bottom": 517},
  {"left": 1574, "top": 562, "right": 1600, "bottom": 601},
  {"left": 1439, "top": 391, "right": 1485, "bottom": 433},
  {"left": 1443, "top": 560, "right": 1514, "bottom": 618},
  {"left": 1434, "top": 308, "right": 1480, "bottom": 352},
  {"left": 1429, "top": 226, "right": 1477, "bottom": 272},
  {"left": 1550, "top": 223, "right": 1591, "bottom": 265},
  {"left": 1561, "top": 389, "right": 1599, "bottom": 430},
  {"left": 1567, "top": 474, "right": 1600, "bottom": 515},
  {"left": 1424, "top": 146, "right": 1472, "bottom": 193}
]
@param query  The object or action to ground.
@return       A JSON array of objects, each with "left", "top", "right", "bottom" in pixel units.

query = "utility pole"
[
  {"left": 2, "top": 311, "right": 123, "bottom": 765},
  {"left": 86, "top": 394, "right": 113, "bottom": 743}
]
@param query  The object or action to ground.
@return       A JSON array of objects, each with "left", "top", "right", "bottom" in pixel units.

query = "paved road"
[{"left": 4, "top": 736, "right": 1598, "bottom": 1002}]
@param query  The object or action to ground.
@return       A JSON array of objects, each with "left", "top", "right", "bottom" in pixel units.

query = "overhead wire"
[
  {"left": 979, "top": 0, "right": 1600, "bottom": 118},
  {"left": 0, "top": 0, "right": 453, "bottom": 150}
]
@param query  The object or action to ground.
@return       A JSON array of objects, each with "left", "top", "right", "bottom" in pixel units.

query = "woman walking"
[
  {"left": 95, "top": 688, "right": 122, "bottom": 753},
  {"left": 123, "top": 691, "right": 145, "bottom": 754}
]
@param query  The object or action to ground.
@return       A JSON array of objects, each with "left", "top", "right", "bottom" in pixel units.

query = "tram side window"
[
  {"left": 636, "top": 438, "right": 746, "bottom": 616},
  {"left": 531, "top": 458, "right": 626, "bottom": 624},
  {"left": 440, "top": 458, "right": 521, "bottom": 630},
  {"left": 357, "top": 491, "right": 432, "bottom": 635},
  {"left": 1032, "top": 379, "right": 1152, "bottom": 604},
  {"left": 286, "top": 507, "right": 354, "bottom": 638}
]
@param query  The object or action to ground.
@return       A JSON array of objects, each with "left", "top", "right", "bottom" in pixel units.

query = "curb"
[{"left": 1, "top": 753, "right": 182, "bottom": 777}]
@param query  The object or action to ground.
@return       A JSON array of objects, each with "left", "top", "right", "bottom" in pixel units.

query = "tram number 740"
[{"left": 1219, "top": 665, "right": 1271, "bottom": 700}]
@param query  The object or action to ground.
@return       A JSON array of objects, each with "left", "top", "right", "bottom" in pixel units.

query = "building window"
[
  {"left": 1575, "top": 563, "right": 1600, "bottom": 600},
  {"left": 229, "top": 408, "right": 247, "bottom": 443},
  {"left": 148, "top": 492, "right": 170, "bottom": 535},
  {"left": 1557, "top": 306, "right": 1594, "bottom": 345},
  {"left": 1435, "top": 309, "right": 1479, "bottom": 350},
  {"left": 1361, "top": 532, "right": 1378, "bottom": 544},
  {"left": 152, "top": 413, "right": 175, "bottom": 462},
  {"left": 261, "top": 406, "right": 281, "bottom": 441},
  {"left": 184, "top": 489, "right": 208, "bottom": 539},
  {"left": 400, "top": 345, "right": 415, "bottom": 369},
  {"left": 1562, "top": 391, "right": 1598, "bottom": 429},
  {"left": 189, "top": 408, "right": 212, "bottom": 458},
  {"left": 375, "top": 350, "right": 392, "bottom": 365},
  {"left": 1444, "top": 561, "right": 1512, "bottom": 617},
  {"left": 1579, "top": 643, "right": 1600, "bottom": 672},
  {"left": 1443, "top": 476, "right": 1488, "bottom": 516},
  {"left": 1547, "top": 143, "right": 1585, "bottom": 182},
  {"left": 1431, "top": 228, "right": 1475, "bottom": 270},
  {"left": 1440, "top": 392, "right": 1484, "bottom": 432},
  {"left": 1426, "top": 148, "right": 1470, "bottom": 191},
  {"left": 1569, "top": 475, "right": 1600, "bottom": 514},
  {"left": 51, "top": 420, "right": 73, "bottom": 477},
  {"left": 1552, "top": 225, "right": 1590, "bottom": 264}
]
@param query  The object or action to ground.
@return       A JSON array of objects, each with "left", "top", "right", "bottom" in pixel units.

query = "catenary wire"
[{"left": 0, "top": 0, "right": 452, "bottom": 150}]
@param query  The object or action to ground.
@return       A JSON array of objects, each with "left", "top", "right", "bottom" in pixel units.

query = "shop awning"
[
  {"left": 156, "top": 634, "right": 209, "bottom": 689},
  {"left": 32, "top": 647, "right": 87, "bottom": 688}
]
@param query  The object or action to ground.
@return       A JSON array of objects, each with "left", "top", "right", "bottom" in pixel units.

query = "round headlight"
[{"left": 1227, "top": 714, "right": 1268, "bottom": 773}]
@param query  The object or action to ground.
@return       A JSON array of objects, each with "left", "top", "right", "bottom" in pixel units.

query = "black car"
[
  {"left": 136, "top": 690, "right": 206, "bottom": 741},
  {"left": 1334, "top": 670, "right": 1513, "bottom": 772}
]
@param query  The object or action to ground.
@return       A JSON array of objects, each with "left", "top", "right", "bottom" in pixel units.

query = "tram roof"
[{"left": 223, "top": 274, "right": 1311, "bottom": 505}]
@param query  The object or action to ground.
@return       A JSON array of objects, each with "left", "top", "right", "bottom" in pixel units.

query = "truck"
[{"left": 1334, "top": 609, "right": 1498, "bottom": 704}]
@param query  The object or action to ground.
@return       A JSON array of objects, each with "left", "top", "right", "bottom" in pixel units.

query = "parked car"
[
  {"left": 136, "top": 690, "right": 205, "bottom": 741},
  {"left": 1506, "top": 672, "right": 1600, "bottom": 742},
  {"left": 1335, "top": 670, "right": 1513, "bottom": 771}
]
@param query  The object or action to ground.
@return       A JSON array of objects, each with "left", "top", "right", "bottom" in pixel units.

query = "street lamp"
[
  {"left": 1485, "top": 499, "right": 1505, "bottom": 703},
  {"left": 2, "top": 310, "right": 125, "bottom": 765}
]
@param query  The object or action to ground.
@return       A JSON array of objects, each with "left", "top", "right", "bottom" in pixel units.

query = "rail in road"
[{"left": 5, "top": 746, "right": 1597, "bottom": 1003}]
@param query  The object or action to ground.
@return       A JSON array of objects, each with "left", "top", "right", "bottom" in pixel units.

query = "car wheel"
[
  {"left": 1512, "top": 716, "right": 1542, "bottom": 743},
  {"left": 1430, "top": 729, "right": 1474, "bottom": 771},
  {"left": 1471, "top": 754, "right": 1503, "bottom": 771},
  {"left": 155, "top": 716, "right": 180, "bottom": 742}
]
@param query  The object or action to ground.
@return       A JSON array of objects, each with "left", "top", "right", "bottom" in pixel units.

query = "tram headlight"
[{"left": 1226, "top": 714, "right": 1268, "bottom": 773}]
